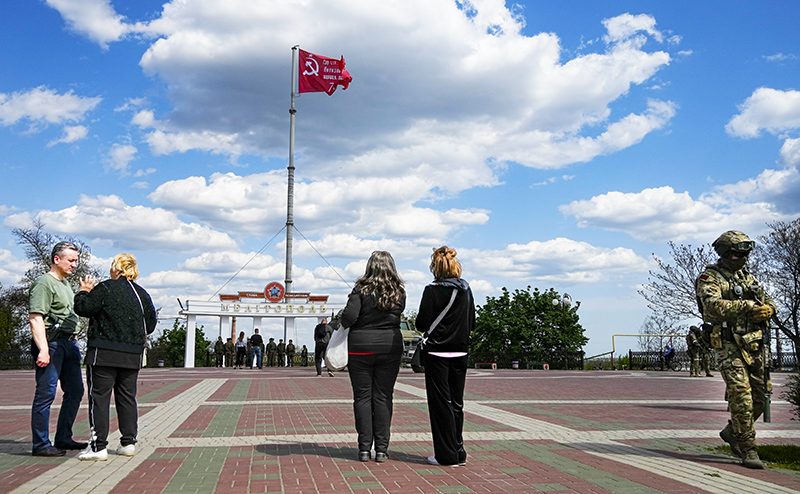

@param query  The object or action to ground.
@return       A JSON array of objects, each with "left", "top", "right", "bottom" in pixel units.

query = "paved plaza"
[{"left": 1, "top": 366, "right": 799, "bottom": 493}]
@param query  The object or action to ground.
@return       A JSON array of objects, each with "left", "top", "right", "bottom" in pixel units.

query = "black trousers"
[
  {"left": 314, "top": 343, "right": 327, "bottom": 375},
  {"left": 235, "top": 347, "right": 246, "bottom": 367},
  {"left": 86, "top": 365, "right": 139, "bottom": 452},
  {"left": 348, "top": 352, "right": 401, "bottom": 453},
  {"left": 423, "top": 353, "right": 467, "bottom": 466}
]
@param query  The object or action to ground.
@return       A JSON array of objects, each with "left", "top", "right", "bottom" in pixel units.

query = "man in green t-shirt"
[{"left": 29, "top": 242, "right": 87, "bottom": 456}]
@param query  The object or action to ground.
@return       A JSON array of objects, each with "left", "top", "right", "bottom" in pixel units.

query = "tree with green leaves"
[
  {"left": 148, "top": 319, "right": 210, "bottom": 367},
  {"left": 471, "top": 286, "right": 586, "bottom": 368}
]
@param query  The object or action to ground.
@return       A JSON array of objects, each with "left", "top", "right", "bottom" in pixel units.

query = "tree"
[
  {"left": 637, "top": 315, "right": 682, "bottom": 353},
  {"left": 757, "top": 219, "right": 800, "bottom": 350},
  {"left": 638, "top": 241, "right": 717, "bottom": 325},
  {"left": 148, "top": 319, "right": 210, "bottom": 367},
  {"left": 472, "top": 286, "right": 587, "bottom": 367}
]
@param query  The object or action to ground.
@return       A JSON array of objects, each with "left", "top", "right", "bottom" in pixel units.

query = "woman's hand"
[{"left": 80, "top": 275, "right": 97, "bottom": 292}]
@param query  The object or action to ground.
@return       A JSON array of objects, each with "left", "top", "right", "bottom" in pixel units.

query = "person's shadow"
[{"left": 254, "top": 443, "right": 428, "bottom": 464}]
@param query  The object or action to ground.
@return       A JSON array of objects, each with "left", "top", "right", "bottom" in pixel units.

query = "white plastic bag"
[{"left": 324, "top": 327, "right": 349, "bottom": 371}]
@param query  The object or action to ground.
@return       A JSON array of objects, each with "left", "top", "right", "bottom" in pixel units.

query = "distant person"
[
  {"left": 337, "top": 250, "right": 406, "bottom": 463},
  {"left": 250, "top": 329, "right": 264, "bottom": 369},
  {"left": 687, "top": 326, "right": 702, "bottom": 377},
  {"left": 224, "top": 337, "right": 235, "bottom": 368},
  {"left": 286, "top": 339, "right": 296, "bottom": 367},
  {"left": 266, "top": 337, "right": 277, "bottom": 367},
  {"left": 74, "top": 253, "right": 157, "bottom": 461},
  {"left": 663, "top": 344, "right": 675, "bottom": 368},
  {"left": 235, "top": 332, "right": 247, "bottom": 369},
  {"left": 277, "top": 339, "right": 286, "bottom": 367},
  {"left": 29, "top": 241, "right": 86, "bottom": 457},
  {"left": 314, "top": 318, "right": 333, "bottom": 376},
  {"left": 300, "top": 344, "right": 309, "bottom": 367},
  {"left": 417, "top": 246, "right": 474, "bottom": 467},
  {"left": 214, "top": 336, "right": 224, "bottom": 367}
]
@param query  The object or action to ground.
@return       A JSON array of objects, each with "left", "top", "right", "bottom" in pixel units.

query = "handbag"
[
  {"left": 324, "top": 327, "right": 349, "bottom": 371},
  {"left": 411, "top": 288, "right": 457, "bottom": 370}
]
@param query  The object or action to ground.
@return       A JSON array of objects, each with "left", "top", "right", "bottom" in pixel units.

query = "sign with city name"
[{"left": 181, "top": 299, "right": 344, "bottom": 317}]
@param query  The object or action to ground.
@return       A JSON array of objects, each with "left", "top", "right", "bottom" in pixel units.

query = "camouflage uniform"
[
  {"left": 686, "top": 327, "right": 702, "bottom": 377},
  {"left": 695, "top": 231, "right": 776, "bottom": 469}
]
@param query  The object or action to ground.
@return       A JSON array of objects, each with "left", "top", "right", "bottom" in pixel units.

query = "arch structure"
[{"left": 179, "top": 285, "right": 345, "bottom": 368}]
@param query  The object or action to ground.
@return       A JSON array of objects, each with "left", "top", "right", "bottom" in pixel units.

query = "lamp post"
[{"left": 552, "top": 293, "right": 579, "bottom": 369}]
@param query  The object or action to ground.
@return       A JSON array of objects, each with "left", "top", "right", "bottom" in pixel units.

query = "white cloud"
[
  {"left": 3, "top": 194, "right": 238, "bottom": 253},
  {"left": 0, "top": 248, "right": 30, "bottom": 287},
  {"left": 148, "top": 171, "right": 490, "bottom": 240},
  {"left": 0, "top": 86, "right": 101, "bottom": 128},
  {"left": 45, "top": 0, "right": 133, "bottom": 49},
  {"left": 560, "top": 183, "right": 796, "bottom": 243},
  {"left": 726, "top": 87, "right": 800, "bottom": 138},
  {"left": 47, "top": 2, "right": 675, "bottom": 172},
  {"left": 106, "top": 143, "right": 137, "bottom": 174},
  {"left": 461, "top": 238, "right": 650, "bottom": 284},
  {"left": 47, "top": 125, "right": 89, "bottom": 146}
]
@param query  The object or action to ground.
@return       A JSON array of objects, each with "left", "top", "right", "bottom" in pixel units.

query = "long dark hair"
[{"left": 354, "top": 251, "right": 405, "bottom": 311}]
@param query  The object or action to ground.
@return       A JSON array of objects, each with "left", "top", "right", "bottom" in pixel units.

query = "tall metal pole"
[{"left": 284, "top": 46, "right": 299, "bottom": 344}]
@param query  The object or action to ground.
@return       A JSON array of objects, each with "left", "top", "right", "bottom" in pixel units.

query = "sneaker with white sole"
[
  {"left": 78, "top": 447, "right": 108, "bottom": 461},
  {"left": 117, "top": 444, "right": 136, "bottom": 456},
  {"left": 427, "top": 455, "right": 458, "bottom": 467}
]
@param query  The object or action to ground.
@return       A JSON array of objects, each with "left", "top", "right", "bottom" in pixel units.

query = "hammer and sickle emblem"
[{"left": 303, "top": 58, "right": 319, "bottom": 76}]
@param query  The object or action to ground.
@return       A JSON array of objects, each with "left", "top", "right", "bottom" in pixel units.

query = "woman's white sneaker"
[
  {"left": 117, "top": 444, "right": 135, "bottom": 456},
  {"left": 78, "top": 447, "right": 108, "bottom": 461}
]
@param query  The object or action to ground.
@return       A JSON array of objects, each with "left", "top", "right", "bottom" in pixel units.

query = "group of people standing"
[
  {"left": 222, "top": 331, "right": 303, "bottom": 369},
  {"left": 30, "top": 242, "right": 156, "bottom": 461},
  {"left": 333, "top": 247, "right": 474, "bottom": 467}
]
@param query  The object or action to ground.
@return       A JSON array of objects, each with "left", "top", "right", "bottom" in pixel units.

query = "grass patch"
[{"left": 707, "top": 444, "right": 800, "bottom": 471}]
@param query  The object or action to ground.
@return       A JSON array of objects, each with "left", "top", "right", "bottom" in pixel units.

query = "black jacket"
[
  {"left": 416, "top": 278, "right": 474, "bottom": 353},
  {"left": 339, "top": 289, "right": 405, "bottom": 355},
  {"left": 74, "top": 277, "right": 157, "bottom": 354}
]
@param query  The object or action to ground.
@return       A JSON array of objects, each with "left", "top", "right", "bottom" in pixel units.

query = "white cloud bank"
[{"left": 0, "top": 86, "right": 100, "bottom": 135}]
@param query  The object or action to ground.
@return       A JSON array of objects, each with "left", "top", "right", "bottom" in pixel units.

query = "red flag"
[{"left": 298, "top": 49, "right": 352, "bottom": 95}]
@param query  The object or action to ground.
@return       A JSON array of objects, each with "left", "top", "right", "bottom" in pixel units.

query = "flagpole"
[{"left": 284, "top": 45, "right": 298, "bottom": 343}]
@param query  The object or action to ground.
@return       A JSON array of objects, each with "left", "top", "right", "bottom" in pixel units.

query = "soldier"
[
  {"left": 266, "top": 337, "right": 277, "bottom": 367},
  {"left": 214, "top": 336, "right": 225, "bottom": 367},
  {"left": 300, "top": 345, "right": 308, "bottom": 367},
  {"left": 224, "top": 337, "right": 235, "bottom": 368},
  {"left": 696, "top": 230, "right": 776, "bottom": 469},
  {"left": 277, "top": 339, "right": 286, "bottom": 367},
  {"left": 686, "top": 326, "right": 702, "bottom": 377},
  {"left": 286, "top": 339, "right": 296, "bottom": 367}
]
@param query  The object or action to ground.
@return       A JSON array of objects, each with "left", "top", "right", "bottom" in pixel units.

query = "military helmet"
[{"left": 712, "top": 230, "right": 755, "bottom": 257}]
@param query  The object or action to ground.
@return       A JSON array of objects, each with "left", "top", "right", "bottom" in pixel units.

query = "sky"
[{"left": 2, "top": 0, "right": 799, "bottom": 357}]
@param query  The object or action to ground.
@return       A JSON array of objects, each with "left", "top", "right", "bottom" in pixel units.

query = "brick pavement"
[{"left": 1, "top": 367, "right": 799, "bottom": 493}]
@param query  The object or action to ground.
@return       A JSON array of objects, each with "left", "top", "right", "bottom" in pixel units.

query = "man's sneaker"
[
  {"left": 117, "top": 444, "right": 135, "bottom": 456},
  {"left": 742, "top": 449, "right": 765, "bottom": 469},
  {"left": 78, "top": 447, "right": 108, "bottom": 461},
  {"left": 719, "top": 424, "right": 742, "bottom": 458}
]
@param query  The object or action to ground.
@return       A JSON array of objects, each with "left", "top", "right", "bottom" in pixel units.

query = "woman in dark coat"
[
  {"left": 416, "top": 246, "right": 475, "bottom": 467},
  {"left": 337, "top": 251, "right": 405, "bottom": 463},
  {"left": 74, "top": 253, "right": 157, "bottom": 461}
]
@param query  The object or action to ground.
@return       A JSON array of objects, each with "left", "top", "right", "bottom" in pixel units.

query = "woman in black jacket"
[
  {"left": 74, "top": 253, "right": 157, "bottom": 461},
  {"left": 337, "top": 251, "right": 405, "bottom": 463},
  {"left": 416, "top": 246, "right": 474, "bottom": 467}
]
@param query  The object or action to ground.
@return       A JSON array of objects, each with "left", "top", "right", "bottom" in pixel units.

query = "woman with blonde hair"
[
  {"left": 337, "top": 251, "right": 406, "bottom": 463},
  {"left": 235, "top": 331, "right": 247, "bottom": 369},
  {"left": 417, "top": 246, "right": 474, "bottom": 467},
  {"left": 74, "top": 253, "right": 157, "bottom": 461}
]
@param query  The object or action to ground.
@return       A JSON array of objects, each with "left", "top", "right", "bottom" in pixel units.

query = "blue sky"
[{"left": 2, "top": 0, "right": 799, "bottom": 356}]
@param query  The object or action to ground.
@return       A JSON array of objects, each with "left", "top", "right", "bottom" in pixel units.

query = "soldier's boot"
[
  {"left": 741, "top": 449, "right": 764, "bottom": 469},
  {"left": 705, "top": 373, "right": 714, "bottom": 377},
  {"left": 719, "top": 423, "right": 742, "bottom": 458}
]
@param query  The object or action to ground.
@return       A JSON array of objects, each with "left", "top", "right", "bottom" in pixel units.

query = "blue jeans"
[
  {"left": 31, "top": 339, "right": 84, "bottom": 451},
  {"left": 251, "top": 346, "right": 262, "bottom": 368}
]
